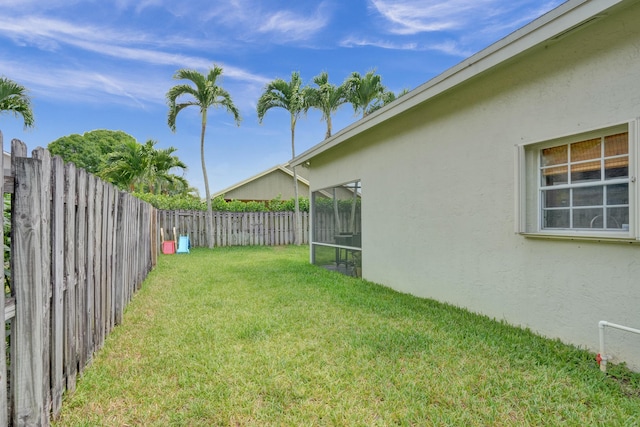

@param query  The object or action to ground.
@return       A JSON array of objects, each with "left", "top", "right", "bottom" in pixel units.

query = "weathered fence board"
[
  {"left": 76, "top": 168, "right": 89, "bottom": 373},
  {"left": 64, "top": 161, "right": 78, "bottom": 394},
  {"left": 1, "top": 138, "right": 157, "bottom": 425},
  {"left": 157, "top": 210, "right": 309, "bottom": 248},
  {"left": 12, "top": 151, "right": 47, "bottom": 426},
  {"left": 0, "top": 133, "right": 6, "bottom": 426},
  {"left": 50, "top": 156, "right": 65, "bottom": 417}
]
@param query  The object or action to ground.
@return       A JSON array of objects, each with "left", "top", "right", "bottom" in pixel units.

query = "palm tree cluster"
[
  {"left": 0, "top": 70, "right": 407, "bottom": 249},
  {"left": 100, "top": 139, "right": 188, "bottom": 195},
  {"left": 166, "top": 66, "right": 407, "bottom": 246},
  {"left": 260, "top": 69, "right": 406, "bottom": 142},
  {"left": 255, "top": 69, "right": 407, "bottom": 245}
]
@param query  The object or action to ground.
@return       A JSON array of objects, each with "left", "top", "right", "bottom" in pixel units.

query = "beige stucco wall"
[{"left": 307, "top": 2, "right": 640, "bottom": 369}]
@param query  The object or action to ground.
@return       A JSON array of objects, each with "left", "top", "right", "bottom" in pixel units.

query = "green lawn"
[{"left": 55, "top": 246, "right": 640, "bottom": 426}]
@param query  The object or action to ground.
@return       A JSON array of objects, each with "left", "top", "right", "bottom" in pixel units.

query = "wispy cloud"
[
  {"left": 0, "top": 57, "right": 165, "bottom": 106},
  {"left": 340, "top": 36, "right": 473, "bottom": 57},
  {"left": 0, "top": 15, "right": 269, "bottom": 85},
  {"left": 369, "top": 0, "right": 483, "bottom": 35},
  {"left": 258, "top": 6, "right": 330, "bottom": 41},
  {"left": 368, "top": 0, "right": 563, "bottom": 36},
  {"left": 340, "top": 37, "right": 418, "bottom": 51},
  {"left": 0, "top": 10, "right": 272, "bottom": 111},
  {"left": 113, "top": 0, "right": 164, "bottom": 14},
  {"left": 0, "top": 0, "right": 83, "bottom": 11}
]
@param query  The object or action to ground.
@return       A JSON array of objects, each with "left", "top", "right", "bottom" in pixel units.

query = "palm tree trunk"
[
  {"left": 201, "top": 111, "right": 214, "bottom": 249},
  {"left": 325, "top": 114, "right": 332, "bottom": 139},
  {"left": 291, "top": 117, "right": 302, "bottom": 245}
]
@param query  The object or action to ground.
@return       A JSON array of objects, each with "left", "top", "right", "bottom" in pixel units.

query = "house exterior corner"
[{"left": 297, "top": 0, "right": 640, "bottom": 370}]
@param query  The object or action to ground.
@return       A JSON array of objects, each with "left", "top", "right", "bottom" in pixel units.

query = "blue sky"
[{"left": 0, "top": 0, "right": 564, "bottom": 196}]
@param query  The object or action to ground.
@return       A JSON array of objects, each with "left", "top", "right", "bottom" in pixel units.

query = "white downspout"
[{"left": 598, "top": 321, "right": 640, "bottom": 373}]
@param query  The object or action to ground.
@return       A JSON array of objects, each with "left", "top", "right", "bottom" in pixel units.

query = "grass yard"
[{"left": 55, "top": 246, "right": 640, "bottom": 426}]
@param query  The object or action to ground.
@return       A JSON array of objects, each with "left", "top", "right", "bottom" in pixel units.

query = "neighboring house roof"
[
  {"left": 292, "top": 0, "right": 626, "bottom": 167},
  {"left": 212, "top": 162, "right": 310, "bottom": 201}
]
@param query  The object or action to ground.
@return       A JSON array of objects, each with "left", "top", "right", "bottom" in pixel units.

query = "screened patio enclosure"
[{"left": 311, "top": 180, "right": 361, "bottom": 277}]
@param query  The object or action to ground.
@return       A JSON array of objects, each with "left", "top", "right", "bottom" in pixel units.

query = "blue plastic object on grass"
[{"left": 177, "top": 235, "right": 190, "bottom": 254}]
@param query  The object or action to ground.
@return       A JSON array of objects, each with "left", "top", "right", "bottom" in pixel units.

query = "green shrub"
[{"left": 135, "top": 192, "right": 308, "bottom": 213}]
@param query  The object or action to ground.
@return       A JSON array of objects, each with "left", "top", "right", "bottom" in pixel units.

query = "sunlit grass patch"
[{"left": 55, "top": 245, "right": 640, "bottom": 426}]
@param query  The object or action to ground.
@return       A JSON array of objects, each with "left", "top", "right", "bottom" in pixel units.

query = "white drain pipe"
[{"left": 598, "top": 320, "right": 640, "bottom": 373}]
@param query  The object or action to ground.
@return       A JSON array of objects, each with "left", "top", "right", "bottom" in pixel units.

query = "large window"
[
  {"left": 311, "top": 180, "right": 361, "bottom": 277},
  {"left": 541, "top": 132, "right": 629, "bottom": 230},
  {"left": 517, "top": 122, "right": 637, "bottom": 239}
]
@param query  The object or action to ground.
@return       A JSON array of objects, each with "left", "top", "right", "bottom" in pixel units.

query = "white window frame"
[{"left": 516, "top": 119, "right": 639, "bottom": 241}]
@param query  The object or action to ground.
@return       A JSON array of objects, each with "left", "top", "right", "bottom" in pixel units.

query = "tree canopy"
[{"left": 48, "top": 129, "right": 136, "bottom": 174}]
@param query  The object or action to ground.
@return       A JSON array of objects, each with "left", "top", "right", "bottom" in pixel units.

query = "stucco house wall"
[{"left": 296, "top": 0, "right": 640, "bottom": 369}]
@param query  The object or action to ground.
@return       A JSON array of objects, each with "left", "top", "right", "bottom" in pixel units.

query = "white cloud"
[
  {"left": 0, "top": 15, "right": 270, "bottom": 86},
  {"left": 368, "top": 0, "right": 564, "bottom": 36},
  {"left": 0, "top": 57, "right": 166, "bottom": 106},
  {"left": 369, "top": 0, "right": 484, "bottom": 34},
  {"left": 258, "top": 8, "right": 330, "bottom": 41},
  {"left": 339, "top": 36, "right": 473, "bottom": 57},
  {"left": 340, "top": 37, "right": 418, "bottom": 51},
  {"left": 0, "top": 0, "right": 83, "bottom": 11}
]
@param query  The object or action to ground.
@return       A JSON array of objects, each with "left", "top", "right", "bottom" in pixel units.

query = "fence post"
[
  {"left": 12, "top": 142, "right": 47, "bottom": 426},
  {"left": 64, "top": 162, "right": 77, "bottom": 394},
  {"left": 92, "top": 178, "right": 103, "bottom": 351},
  {"left": 0, "top": 132, "right": 6, "bottom": 425},
  {"left": 85, "top": 174, "right": 96, "bottom": 360},
  {"left": 49, "top": 156, "right": 65, "bottom": 418},
  {"left": 32, "top": 148, "right": 53, "bottom": 418},
  {"left": 75, "top": 168, "right": 88, "bottom": 373}
]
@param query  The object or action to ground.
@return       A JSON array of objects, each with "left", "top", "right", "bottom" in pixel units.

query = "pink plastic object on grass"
[{"left": 162, "top": 240, "right": 175, "bottom": 254}]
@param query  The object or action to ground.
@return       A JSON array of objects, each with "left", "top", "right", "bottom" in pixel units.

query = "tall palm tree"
[
  {"left": 257, "top": 71, "right": 306, "bottom": 245},
  {"left": 0, "top": 76, "right": 34, "bottom": 128},
  {"left": 167, "top": 66, "right": 241, "bottom": 249},
  {"left": 344, "top": 70, "right": 386, "bottom": 119},
  {"left": 305, "top": 71, "right": 347, "bottom": 139}
]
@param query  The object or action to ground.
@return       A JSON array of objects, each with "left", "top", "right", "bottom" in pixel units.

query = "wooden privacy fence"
[
  {"left": 1, "top": 136, "right": 157, "bottom": 426},
  {"left": 157, "top": 210, "right": 309, "bottom": 247}
]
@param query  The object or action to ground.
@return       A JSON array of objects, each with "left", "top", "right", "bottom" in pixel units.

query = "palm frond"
[{"left": 0, "top": 76, "right": 35, "bottom": 128}]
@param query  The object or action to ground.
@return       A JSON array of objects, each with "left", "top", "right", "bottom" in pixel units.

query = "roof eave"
[
  {"left": 291, "top": 0, "right": 622, "bottom": 167},
  {"left": 212, "top": 162, "right": 309, "bottom": 198}
]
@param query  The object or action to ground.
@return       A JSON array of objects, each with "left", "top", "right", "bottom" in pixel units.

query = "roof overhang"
[{"left": 291, "top": 0, "right": 628, "bottom": 167}]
